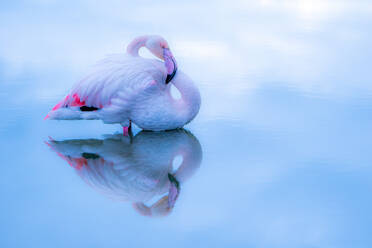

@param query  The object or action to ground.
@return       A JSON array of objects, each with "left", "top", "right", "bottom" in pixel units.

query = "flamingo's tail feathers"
[
  {"left": 44, "top": 94, "right": 101, "bottom": 120},
  {"left": 45, "top": 107, "right": 87, "bottom": 120}
]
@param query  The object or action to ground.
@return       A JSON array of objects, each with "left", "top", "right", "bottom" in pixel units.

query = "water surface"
[{"left": 1, "top": 1, "right": 372, "bottom": 247}]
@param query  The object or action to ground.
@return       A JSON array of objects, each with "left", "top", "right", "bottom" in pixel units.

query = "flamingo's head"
[
  {"left": 132, "top": 196, "right": 173, "bottom": 218},
  {"left": 146, "top": 35, "right": 178, "bottom": 84}
]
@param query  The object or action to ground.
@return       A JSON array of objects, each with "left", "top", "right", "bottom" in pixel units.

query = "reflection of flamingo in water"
[{"left": 46, "top": 129, "right": 202, "bottom": 217}]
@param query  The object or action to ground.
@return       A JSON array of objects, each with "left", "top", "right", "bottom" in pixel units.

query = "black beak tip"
[
  {"left": 165, "top": 68, "right": 177, "bottom": 84},
  {"left": 165, "top": 74, "right": 172, "bottom": 84}
]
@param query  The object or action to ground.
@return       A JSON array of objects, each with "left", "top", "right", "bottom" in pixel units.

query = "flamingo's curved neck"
[
  {"left": 171, "top": 77, "right": 201, "bottom": 124},
  {"left": 126, "top": 35, "right": 150, "bottom": 57}
]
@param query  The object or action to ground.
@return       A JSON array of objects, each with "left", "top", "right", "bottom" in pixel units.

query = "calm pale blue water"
[{"left": 1, "top": 1, "right": 372, "bottom": 247}]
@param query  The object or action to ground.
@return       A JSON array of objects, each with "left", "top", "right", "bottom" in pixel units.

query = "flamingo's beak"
[
  {"left": 167, "top": 173, "right": 180, "bottom": 208},
  {"left": 163, "top": 48, "right": 177, "bottom": 84}
]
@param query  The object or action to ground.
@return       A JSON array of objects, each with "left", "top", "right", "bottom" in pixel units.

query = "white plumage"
[{"left": 46, "top": 35, "right": 201, "bottom": 131}]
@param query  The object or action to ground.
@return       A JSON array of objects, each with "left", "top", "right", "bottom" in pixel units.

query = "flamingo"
[
  {"left": 45, "top": 35, "right": 201, "bottom": 135},
  {"left": 45, "top": 129, "right": 202, "bottom": 217}
]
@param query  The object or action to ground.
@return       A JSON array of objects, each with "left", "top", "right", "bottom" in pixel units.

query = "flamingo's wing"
[{"left": 46, "top": 54, "right": 162, "bottom": 122}]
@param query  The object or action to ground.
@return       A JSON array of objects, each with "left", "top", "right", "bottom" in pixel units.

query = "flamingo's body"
[
  {"left": 46, "top": 129, "right": 202, "bottom": 216},
  {"left": 45, "top": 35, "right": 201, "bottom": 131}
]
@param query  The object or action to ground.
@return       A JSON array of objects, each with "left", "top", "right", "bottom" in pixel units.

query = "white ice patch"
[
  {"left": 172, "top": 155, "right": 184, "bottom": 171},
  {"left": 170, "top": 84, "right": 181, "bottom": 100}
]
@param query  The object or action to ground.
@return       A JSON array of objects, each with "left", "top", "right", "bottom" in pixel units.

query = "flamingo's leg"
[
  {"left": 122, "top": 120, "right": 132, "bottom": 136},
  {"left": 123, "top": 126, "right": 129, "bottom": 136}
]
